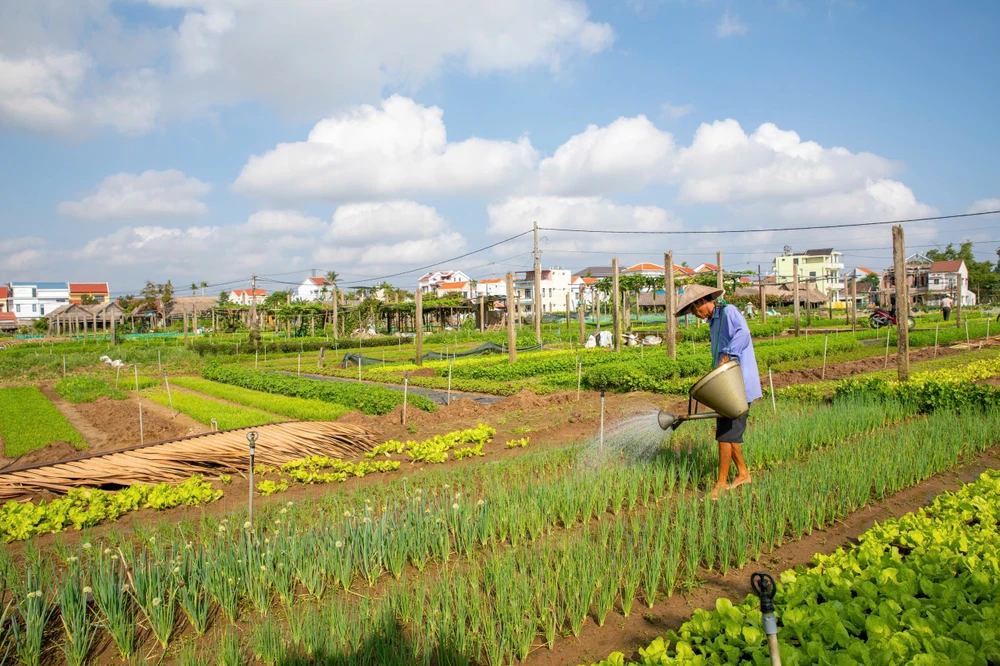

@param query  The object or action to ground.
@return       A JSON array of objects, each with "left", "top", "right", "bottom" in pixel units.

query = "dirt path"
[
  {"left": 38, "top": 382, "right": 108, "bottom": 449},
  {"left": 135, "top": 396, "right": 208, "bottom": 438},
  {"left": 528, "top": 445, "right": 1000, "bottom": 666},
  {"left": 770, "top": 340, "right": 978, "bottom": 389}
]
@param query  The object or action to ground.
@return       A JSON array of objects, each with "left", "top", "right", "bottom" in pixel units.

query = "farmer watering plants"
[{"left": 675, "top": 284, "right": 763, "bottom": 500}]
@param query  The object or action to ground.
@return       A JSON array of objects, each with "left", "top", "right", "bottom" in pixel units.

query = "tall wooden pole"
[
  {"left": 578, "top": 288, "right": 586, "bottom": 344},
  {"left": 664, "top": 251, "right": 676, "bottom": 360},
  {"left": 505, "top": 272, "right": 517, "bottom": 363},
  {"left": 565, "top": 291, "right": 571, "bottom": 326},
  {"left": 758, "top": 265, "right": 766, "bottom": 324},
  {"left": 332, "top": 286, "right": 339, "bottom": 339},
  {"left": 479, "top": 296, "right": 485, "bottom": 332},
  {"left": 893, "top": 225, "right": 910, "bottom": 381},
  {"left": 955, "top": 281, "right": 963, "bottom": 327},
  {"left": 183, "top": 307, "right": 189, "bottom": 345},
  {"left": 850, "top": 277, "right": 858, "bottom": 332},
  {"left": 805, "top": 278, "right": 812, "bottom": 327},
  {"left": 533, "top": 221, "right": 542, "bottom": 345},
  {"left": 612, "top": 257, "right": 621, "bottom": 352},
  {"left": 716, "top": 251, "right": 724, "bottom": 292},
  {"left": 793, "top": 270, "right": 801, "bottom": 337},
  {"left": 414, "top": 288, "right": 423, "bottom": 367}
]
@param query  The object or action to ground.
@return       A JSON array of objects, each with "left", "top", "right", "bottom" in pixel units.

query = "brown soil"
[
  {"left": 770, "top": 342, "right": 967, "bottom": 389},
  {"left": 2, "top": 441, "right": 81, "bottom": 469},
  {"left": 39, "top": 382, "right": 108, "bottom": 449},
  {"left": 74, "top": 396, "right": 204, "bottom": 450},
  {"left": 528, "top": 445, "right": 1000, "bottom": 666}
]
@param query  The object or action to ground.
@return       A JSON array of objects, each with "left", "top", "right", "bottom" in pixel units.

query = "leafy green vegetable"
[
  {"left": 145, "top": 389, "right": 276, "bottom": 429},
  {"left": 54, "top": 375, "right": 128, "bottom": 403},
  {"left": 168, "top": 376, "right": 349, "bottom": 421},
  {"left": 0, "top": 386, "right": 85, "bottom": 457}
]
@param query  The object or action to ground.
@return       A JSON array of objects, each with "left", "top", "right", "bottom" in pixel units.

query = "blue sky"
[{"left": 1, "top": 0, "right": 997, "bottom": 296}]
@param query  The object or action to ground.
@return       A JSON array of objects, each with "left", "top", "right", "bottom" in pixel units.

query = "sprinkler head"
[{"left": 657, "top": 411, "right": 679, "bottom": 431}]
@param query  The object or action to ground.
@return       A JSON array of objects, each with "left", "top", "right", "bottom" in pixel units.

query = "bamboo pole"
[
  {"left": 793, "top": 271, "right": 801, "bottom": 337},
  {"left": 665, "top": 252, "right": 676, "bottom": 360},
  {"left": 716, "top": 251, "right": 724, "bottom": 292},
  {"left": 612, "top": 257, "right": 621, "bottom": 352},
  {"left": 892, "top": 225, "right": 909, "bottom": 381},
  {"left": 415, "top": 288, "right": 423, "bottom": 367},
  {"left": 506, "top": 272, "right": 517, "bottom": 364},
  {"left": 578, "top": 290, "right": 586, "bottom": 344}
]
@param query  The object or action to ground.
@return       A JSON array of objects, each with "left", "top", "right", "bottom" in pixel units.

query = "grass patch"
[
  {"left": 145, "top": 389, "right": 278, "bottom": 430},
  {"left": 169, "top": 377, "right": 350, "bottom": 421},
  {"left": 54, "top": 375, "right": 128, "bottom": 403},
  {"left": 0, "top": 386, "right": 86, "bottom": 457}
]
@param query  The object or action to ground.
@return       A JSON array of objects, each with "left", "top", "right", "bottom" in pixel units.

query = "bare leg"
[
  {"left": 712, "top": 441, "right": 733, "bottom": 499},
  {"left": 727, "top": 444, "right": 752, "bottom": 489}
]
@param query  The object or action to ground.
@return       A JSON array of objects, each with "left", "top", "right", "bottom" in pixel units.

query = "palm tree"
[
  {"left": 190, "top": 282, "right": 199, "bottom": 295},
  {"left": 325, "top": 270, "right": 339, "bottom": 287},
  {"left": 200, "top": 281, "right": 208, "bottom": 296}
]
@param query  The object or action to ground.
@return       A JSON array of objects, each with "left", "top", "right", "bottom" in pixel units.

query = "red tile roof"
[
  {"left": 232, "top": 289, "right": 269, "bottom": 297},
  {"left": 930, "top": 260, "right": 964, "bottom": 273},
  {"left": 479, "top": 278, "right": 502, "bottom": 284},
  {"left": 695, "top": 263, "right": 718, "bottom": 272},
  {"left": 856, "top": 266, "right": 876, "bottom": 275},
  {"left": 0, "top": 287, "right": 8, "bottom": 299},
  {"left": 0, "top": 312, "right": 17, "bottom": 322},
  {"left": 675, "top": 265, "right": 696, "bottom": 276},
  {"left": 69, "top": 283, "right": 109, "bottom": 293},
  {"left": 308, "top": 277, "right": 331, "bottom": 286},
  {"left": 624, "top": 262, "right": 665, "bottom": 272},
  {"left": 437, "top": 281, "right": 468, "bottom": 290}
]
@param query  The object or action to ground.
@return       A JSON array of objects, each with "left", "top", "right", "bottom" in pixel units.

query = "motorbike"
[{"left": 868, "top": 307, "right": 916, "bottom": 330}]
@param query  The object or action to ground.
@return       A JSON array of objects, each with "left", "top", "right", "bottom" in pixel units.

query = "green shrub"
[{"left": 54, "top": 375, "right": 129, "bottom": 402}]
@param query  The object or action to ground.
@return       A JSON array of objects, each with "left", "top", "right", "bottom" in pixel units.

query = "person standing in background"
[{"left": 942, "top": 294, "right": 953, "bottom": 322}]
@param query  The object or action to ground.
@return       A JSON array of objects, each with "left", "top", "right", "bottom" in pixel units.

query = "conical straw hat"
[{"left": 674, "top": 284, "right": 724, "bottom": 316}]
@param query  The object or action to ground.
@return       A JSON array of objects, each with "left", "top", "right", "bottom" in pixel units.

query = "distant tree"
[
  {"left": 325, "top": 270, "right": 339, "bottom": 287},
  {"left": 263, "top": 291, "right": 290, "bottom": 309},
  {"left": 860, "top": 273, "right": 881, "bottom": 290},
  {"left": 162, "top": 280, "right": 174, "bottom": 305},
  {"left": 218, "top": 291, "right": 230, "bottom": 306},
  {"left": 190, "top": 282, "right": 199, "bottom": 295},
  {"left": 80, "top": 294, "right": 97, "bottom": 305},
  {"left": 200, "top": 281, "right": 208, "bottom": 296},
  {"left": 33, "top": 318, "right": 49, "bottom": 334}
]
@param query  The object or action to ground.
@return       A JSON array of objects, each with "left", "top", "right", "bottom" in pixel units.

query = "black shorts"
[{"left": 716, "top": 405, "right": 749, "bottom": 443}]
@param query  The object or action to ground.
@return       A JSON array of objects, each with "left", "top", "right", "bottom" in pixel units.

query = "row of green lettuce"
[{"left": 590, "top": 467, "right": 1000, "bottom": 665}]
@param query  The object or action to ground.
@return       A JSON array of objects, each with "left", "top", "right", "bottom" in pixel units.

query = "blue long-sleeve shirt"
[{"left": 708, "top": 304, "right": 763, "bottom": 403}]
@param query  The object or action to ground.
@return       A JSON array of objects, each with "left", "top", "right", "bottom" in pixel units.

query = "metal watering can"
[{"left": 657, "top": 360, "right": 748, "bottom": 431}]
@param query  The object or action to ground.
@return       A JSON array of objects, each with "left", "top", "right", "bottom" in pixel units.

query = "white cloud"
[
  {"left": 967, "top": 198, "right": 1000, "bottom": 215},
  {"left": 0, "top": 0, "right": 612, "bottom": 134},
  {"left": 539, "top": 115, "right": 675, "bottom": 195},
  {"left": 327, "top": 201, "right": 447, "bottom": 245},
  {"left": 778, "top": 179, "right": 938, "bottom": 221},
  {"left": 716, "top": 9, "right": 747, "bottom": 38},
  {"left": 80, "top": 225, "right": 220, "bottom": 266},
  {"left": 245, "top": 210, "right": 325, "bottom": 234},
  {"left": 674, "top": 119, "right": 897, "bottom": 205},
  {"left": 0, "top": 237, "right": 48, "bottom": 272},
  {"left": 0, "top": 50, "right": 88, "bottom": 133},
  {"left": 235, "top": 95, "right": 538, "bottom": 201},
  {"left": 58, "top": 170, "right": 212, "bottom": 220},
  {"left": 660, "top": 101, "right": 694, "bottom": 119}
]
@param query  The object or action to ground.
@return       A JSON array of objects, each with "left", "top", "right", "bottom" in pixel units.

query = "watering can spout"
[
  {"left": 656, "top": 361, "right": 749, "bottom": 432},
  {"left": 657, "top": 410, "right": 679, "bottom": 431}
]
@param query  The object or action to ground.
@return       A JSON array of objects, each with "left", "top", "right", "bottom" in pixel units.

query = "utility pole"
[
  {"left": 892, "top": 225, "right": 910, "bottom": 380},
  {"left": 612, "top": 257, "right": 621, "bottom": 352},
  {"left": 505, "top": 272, "right": 517, "bottom": 363},
  {"left": 793, "top": 269, "right": 801, "bottom": 337},
  {"left": 414, "top": 287, "right": 423, "bottom": 366},
  {"left": 332, "top": 284, "right": 338, "bottom": 339},
  {"left": 664, "top": 251, "right": 676, "bottom": 360},
  {"left": 758, "top": 265, "right": 766, "bottom": 324},
  {"left": 533, "top": 221, "right": 542, "bottom": 345},
  {"left": 716, "top": 251, "right": 724, "bottom": 292}
]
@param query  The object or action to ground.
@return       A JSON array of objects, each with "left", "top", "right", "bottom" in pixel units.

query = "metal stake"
[
  {"left": 247, "top": 431, "right": 258, "bottom": 525},
  {"left": 769, "top": 368, "right": 776, "bottom": 416},
  {"left": 821, "top": 333, "right": 829, "bottom": 380}
]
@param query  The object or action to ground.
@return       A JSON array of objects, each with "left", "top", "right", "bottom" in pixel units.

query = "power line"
[
  {"left": 538, "top": 209, "right": 1000, "bottom": 235},
  {"left": 340, "top": 229, "right": 533, "bottom": 286}
]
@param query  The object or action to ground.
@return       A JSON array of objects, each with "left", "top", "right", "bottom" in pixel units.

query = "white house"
[
  {"left": 622, "top": 262, "right": 665, "bottom": 277},
  {"left": 296, "top": 277, "right": 333, "bottom": 302},
  {"left": 473, "top": 278, "right": 507, "bottom": 298},
  {"left": 11, "top": 282, "right": 70, "bottom": 321},
  {"left": 514, "top": 268, "right": 573, "bottom": 316},
  {"left": 929, "top": 260, "right": 976, "bottom": 306},
  {"left": 229, "top": 289, "right": 269, "bottom": 306},
  {"left": 418, "top": 270, "right": 471, "bottom": 294},
  {"left": 692, "top": 262, "right": 719, "bottom": 275},
  {"left": 772, "top": 248, "right": 845, "bottom": 302}
]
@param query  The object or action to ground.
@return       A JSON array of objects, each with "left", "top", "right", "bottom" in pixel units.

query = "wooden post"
[
  {"left": 716, "top": 251, "right": 724, "bottom": 292},
  {"left": 892, "top": 225, "right": 909, "bottom": 381},
  {"left": 533, "top": 221, "right": 542, "bottom": 345},
  {"left": 758, "top": 265, "right": 766, "bottom": 325},
  {"left": 577, "top": 290, "right": 586, "bottom": 344},
  {"left": 505, "top": 272, "right": 517, "bottom": 364},
  {"left": 415, "top": 288, "right": 423, "bottom": 367},
  {"left": 805, "top": 279, "right": 812, "bottom": 327},
  {"left": 565, "top": 291, "right": 571, "bottom": 326},
  {"left": 955, "top": 284, "right": 963, "bottom": 327},
  {"left": 664, "top": 251, "right": 676, "bottom": 360},
  {"left": 183, "top": 307, "right": 189, "bottom": 345},
  {"left": 612, "top": 257, "right": 621, "bottom": 352},
  {"left": 793, "top": 271, "right": 801, "bottom": 337},
  {"left": 850, "top": 277, "right": 858, "bottom": 332},
  {"left": 332, "top": 287, "right": 339, "bottom": 339},
  {"left": 479, "top": 296, "right": 485, "bottom": 333},
  {"left": 110, "top": 313, "right": 116, "bottom": 345},
  {"left": 595, "top": 287, "right": 601, "bottom": 331}
]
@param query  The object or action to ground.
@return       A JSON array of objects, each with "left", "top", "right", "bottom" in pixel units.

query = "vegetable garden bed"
[{"left": 0, "top": 386, "right": 86, "bottom": 457}]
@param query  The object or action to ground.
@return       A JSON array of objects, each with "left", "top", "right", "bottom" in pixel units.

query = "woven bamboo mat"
[{"left": 0, "top": 421, "right": 378, "bottom": 501}]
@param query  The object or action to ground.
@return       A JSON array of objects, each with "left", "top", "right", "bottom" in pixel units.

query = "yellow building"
[{"left": 772, "top": 248, "right": 844, "bottom": 302}]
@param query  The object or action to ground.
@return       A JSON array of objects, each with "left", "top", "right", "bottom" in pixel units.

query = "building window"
[
  {"left": 31, "top": 288, "right": 37, "bottom": 297},
  {"left": 524, "top": 288, "right": 532, "bottom": 299},
  {"left": 809, "top": 272, "right": 816, "bottom": 277},
  {"left": 32, "top": 304, "right": 37, "bottom": 313},
  {"left": 15, "top": 305, "right": 20, "bottom": 313}
]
